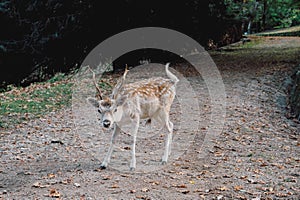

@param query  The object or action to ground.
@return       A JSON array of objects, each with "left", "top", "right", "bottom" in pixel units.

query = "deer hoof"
[
  {"left": 100, "top": 165, "right": 107, "bottom": 170},
  {"left": 130, "top": 167, "right": 135, "bottom": 171},
  {"left": 161, "top": 161, "right": 167, "bottom": 165}
]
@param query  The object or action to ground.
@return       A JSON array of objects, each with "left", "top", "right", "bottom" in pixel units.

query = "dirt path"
[{"left": 1, "top": 36, "right": 300, "bottom": 199}]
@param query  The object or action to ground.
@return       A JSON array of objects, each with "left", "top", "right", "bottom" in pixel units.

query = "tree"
[
  {"left": 225, "top": 0, "right": 300, "bottom": 33},
  {"left": 0, "top": 0, "right": 94, "bottom": 87}
]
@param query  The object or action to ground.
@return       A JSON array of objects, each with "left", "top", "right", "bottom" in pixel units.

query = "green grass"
[
  {"left": 210, "top": 36, "right": 300, "bottom": 67},
  {"left": 254, "top": 25, "right": 300, "bottom": 37},
  {"left": 0, "top": 71, "right": 115, "bottom": 128},
  {"left": 0, "top": 73, "right": 73, "bottom": 128}
]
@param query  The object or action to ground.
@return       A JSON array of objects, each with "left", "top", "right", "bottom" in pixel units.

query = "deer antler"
[
  {"left": 112, "top": 64, "right": 129, "bottom": 99},
  {"left": 88, "top": 66, "right": 103, "bottom": 100}
]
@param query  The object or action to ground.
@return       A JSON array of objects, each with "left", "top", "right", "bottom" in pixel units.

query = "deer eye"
[
  {"left": 98, "top": 109, "right": 102, "bottom": 113},
  {"left": 113, "top": 108, "right": 118, "bottom": 113}
]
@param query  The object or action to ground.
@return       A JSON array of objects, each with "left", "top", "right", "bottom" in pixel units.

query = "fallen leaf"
[
  {"left": 47, "top": 173, "right": 56, "bottom": 178},
  {"left": 236, "top": 194, "right": 247, "bottom": 200},
  {"left": 218, "top": 186, "right": 229, "bottom": 191},
  {"left": 123, "top": 146, "right": 131, "bottom": 150},
  {"left": 74, "top": 183, "right": 81, "bottom": 187},
  {"left": 179, "top": 189, "right": 190, "bottom": 194},
  {"left": 234, "top": 185, "right": 243, "bottom": 191},
  {"left": 214, "top": 151, "right": 224, "bottom": 157},
  {"left": 251, "top": 196, "right": 261, "bottom": 200},
  {"left": 101, "top": 175, "right": 112, "bottom": 180},
  {"left": 271, "top": 163, "right": 285, "bottom": 169},
  {"left": 172, "top": 184, "right": 187, "bottom": 188},
  {"left": 32, "top": 182, "right": 43, "bottom": 188},
  {"left": 110, "top": 184, "right": 119, "bottom": 188},
  {"left": 260, "top": 163, "right": 268, "bottom": 167},
  {"left": 120, "top": 174, "right": 130, "bottom": 178},
  {"left": 275, "top": 192, "right": 289, "bottom": 197},
  {"left": 149, "top": 181, "right": 160, "bottom": 185},
  {"left": 49, "top": 188, "right": 60, "bottom": 198},
  {"left": 141, "top": 188, "right": 150, "bottom": 192},
  {"left": 135, "top": 195, "right": 150, "bottom": 199},
  {"left": 217, "top": 195, "right": 223, "bottom": 200},
  {"left": 61, "top": 178, "right": 72, "bottom": 185},
  {"left": 233, "top": 127, "right": 240, "bottom": 134},
  {"left": 80, "top": 194, "right": 86, "bottom": 200},
  {"left": 240, "top": 175, "right": 248, "bottom": 180}
]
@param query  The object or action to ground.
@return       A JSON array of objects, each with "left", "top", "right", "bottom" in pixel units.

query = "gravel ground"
[{"left": 0, "top": 37, "right": 299, "bottom": 200}]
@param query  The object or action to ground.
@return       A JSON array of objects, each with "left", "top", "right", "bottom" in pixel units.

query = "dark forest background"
[{"left": 0, "top": 0, "right": 299, "bottom": 88}]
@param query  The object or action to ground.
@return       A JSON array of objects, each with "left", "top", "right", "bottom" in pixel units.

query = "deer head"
[{"left": 87, "top": 66, "right": 128, "bottom": 129}]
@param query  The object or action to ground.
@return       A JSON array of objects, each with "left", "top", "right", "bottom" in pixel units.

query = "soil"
[{"left": 1, "top": 36, "right": 300, "bottom": 200}]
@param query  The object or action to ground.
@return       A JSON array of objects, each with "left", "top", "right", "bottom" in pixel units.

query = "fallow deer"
[{"left": 87, "top": 63, "right": 179, "bottom": 171}]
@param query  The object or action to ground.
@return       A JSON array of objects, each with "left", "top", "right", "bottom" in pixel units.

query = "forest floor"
[{"left": 1, "top": 35, "right": 300, "bottom": 199}]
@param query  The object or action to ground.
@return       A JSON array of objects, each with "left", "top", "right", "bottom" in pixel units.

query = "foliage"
[
  {"left": 0, "top": 0, "right": 93, "bottom": 87},
  {"left": 1, "top": 0, "right": 299, "bottom": 89},
  {"left": 224, "top": 0, "right": 300, "bottom": 33},
  {"left": 267, "top": 0, "right": 300, "bottom": 28}
]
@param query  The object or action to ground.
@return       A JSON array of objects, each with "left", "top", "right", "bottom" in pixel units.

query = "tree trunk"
[
  {"left": 247, "top": 1, "right": 259, "bottom": 34},
  {"left": 247, "top": 21, "right": 252, "bottom": 34},
  {"left": 262, "top": 0, "right": 267, "bottom": 31}
]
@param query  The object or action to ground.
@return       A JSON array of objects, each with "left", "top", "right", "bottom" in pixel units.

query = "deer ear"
[
  {"left": 87, "top": 97, "right": 100, "bottom": 107},
  {"left": 116, "top": 95, "right": 127, "bottom": 106}
]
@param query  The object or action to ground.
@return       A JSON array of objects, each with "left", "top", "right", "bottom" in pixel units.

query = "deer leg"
[
  {"left": 100, "top": 124, "right": 120, "bottom": 169},
  {"left": 130, "top": 117, "right": 140, "bottom": 171},
  {"left": 168, "top": 121, "right": 173, "bottom": 155},
  {"left": 162, "top": 114, "right": 173, "bottom": 165}
]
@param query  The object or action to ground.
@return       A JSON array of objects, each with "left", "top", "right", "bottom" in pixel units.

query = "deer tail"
[{"left": 165, "top": 63, "right": 179, "bottom": 84}]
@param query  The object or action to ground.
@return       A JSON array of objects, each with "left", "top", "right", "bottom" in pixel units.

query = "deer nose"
[{"left": 103, "top": 120, "right": 111, "bottom": 128}]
